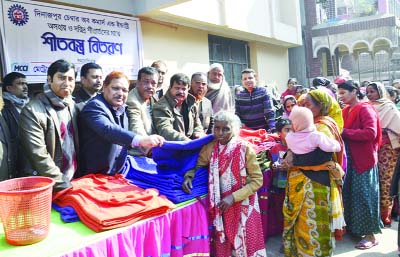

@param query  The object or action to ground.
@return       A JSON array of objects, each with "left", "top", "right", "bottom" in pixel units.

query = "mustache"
[{"left": 175, "top": 93, "right": 185, "bottom": 97}]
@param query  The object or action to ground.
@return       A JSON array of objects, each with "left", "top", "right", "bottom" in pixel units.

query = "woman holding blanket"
[
  {"left": 182, "top": 111, "right": 266, "bottom": 257},
  {"left": 337, "top": 80, "right": 383, "bottom": 250}
]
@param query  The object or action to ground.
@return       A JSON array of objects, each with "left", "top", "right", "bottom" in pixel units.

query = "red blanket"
[{"left": 53, "top": 174, "right": 175, "bottom": 232}]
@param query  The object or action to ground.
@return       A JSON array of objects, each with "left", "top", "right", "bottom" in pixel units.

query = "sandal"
[{"left": 355, "top": 239, "right": 379, "bottom": 250}]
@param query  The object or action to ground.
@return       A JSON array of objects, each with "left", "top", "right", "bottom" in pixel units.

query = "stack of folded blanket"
[
  {"left": 53, "top": 174, "right": 176, "bottom": 232},
  {"left": 125, "top": 135, "right": 214, "bottom": 203}
]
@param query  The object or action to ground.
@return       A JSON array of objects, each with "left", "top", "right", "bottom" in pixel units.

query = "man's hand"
[
  {"left": 218, "top": 194, "right": 234, "bottom": 212},
  {"left": 139, "top": 135, "right": 165, "bottom": 147},
  {"left": 182, "top": 176, "right": 193, "bottom": 194}
]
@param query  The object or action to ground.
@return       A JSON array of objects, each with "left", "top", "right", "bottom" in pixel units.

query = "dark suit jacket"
[
  {"left": 2, "top": 99, "right": 33, "bottom": 177},
  {"left": 78, "top": 94, "right": 136, "bottom": 176},
  {"left": 0, "top": 113, "right": 12, "bottom": 181}
]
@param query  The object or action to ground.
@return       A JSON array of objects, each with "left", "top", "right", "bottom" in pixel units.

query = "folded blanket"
[
  {"left": 53, "top": 174, "right": 176, "bottom": 232},
  {"left": 151, "top": 135, "right": 214, "bottom": 175},
  {"left": 52, "top": 203, "right": 80, "bottom": 223}
]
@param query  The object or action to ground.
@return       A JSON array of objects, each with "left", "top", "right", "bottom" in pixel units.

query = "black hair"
[
  {"left": 312, "top": 77, "right": 330, "bottom": 87},
  {"left": 2, "top": 72, "right": 26, "bottom": 91},
  {"left": 275, "top": 117, "right": 291, "bottom": 132},
  {"left": 80, "top": 62, "right": 102, "bottom": 78},
  {"left": 287, "top": 78, "right": 297, "bottom": 85},
  {"left": 386, "top": 86, "right": 400, "bottom": 104},
  {"left": 47, "top": 59, "right": 76, "bottom": 79},
  {"left": 337, "top": 80, "right": 365, "bottom": 100},
  {"left": 137, "top": 66, "right": 158, "bottom": 81},
  {"left": 191, "top": 72, "right": 207, "bottom": 81},
  {"left": 169, "top": 73, "right": 190, "bottom": 88}
]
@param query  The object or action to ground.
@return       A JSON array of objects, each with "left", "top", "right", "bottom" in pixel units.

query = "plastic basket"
[{"left": 0, "top": 176, "right": 55, "bottom": 245}]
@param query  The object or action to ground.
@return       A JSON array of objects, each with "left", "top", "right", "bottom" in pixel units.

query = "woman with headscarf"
[
  {"left": 366, "top": 82, "right": 400, "bottom": 227},
  {"left": 338, "top": 80, "right": 382, "bottom": 250},
  {"left": 282, "top": 89, "right": 346, "bottom": 257},
  {"left": 281, "top": 95, "right": 297, "bottom": 118}
]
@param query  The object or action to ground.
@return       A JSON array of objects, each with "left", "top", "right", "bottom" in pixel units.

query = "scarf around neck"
[
  {"left": 2, "top": 91, "right": 29, "bottom": 109},
  {"left": 43, "top": 83, "right": 73, "bottom": 109}
]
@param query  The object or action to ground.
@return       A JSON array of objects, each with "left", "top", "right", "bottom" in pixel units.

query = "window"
[{"left": 208, "top": 35, "right": 250, "bottom": 87}]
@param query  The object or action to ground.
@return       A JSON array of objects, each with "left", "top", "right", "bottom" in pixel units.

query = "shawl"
[
  {"left": 205, "top": 79, "right": 235, "bottom": 114},
  {"left": 370, "top": 82, "right": 400, "bottom": 149},
  {"left": 314, "top": 116, "right": 345, "bottom": 168},
  {"left": 309, "top": 89, "right": 343, "bottom": 132},
  {"left": 208, "top": 139, "right": 264, "bottom": 256}
]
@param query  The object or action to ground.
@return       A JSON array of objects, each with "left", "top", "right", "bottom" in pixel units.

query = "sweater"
[{"left": 235, "top": 86, "right": 275, "bottom": 132}]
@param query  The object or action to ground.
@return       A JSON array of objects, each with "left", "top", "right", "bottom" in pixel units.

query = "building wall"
[
  {"left": 249, "top": 41, "right": 289, "bottom": 92},
  {"left": 141, "top": 21, "right": 290, "bottom": 93},
  {"left": 140, "top": 21, "right": 209, "bottom": 81}
]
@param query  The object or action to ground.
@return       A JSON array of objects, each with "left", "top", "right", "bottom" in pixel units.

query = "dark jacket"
[
  {"left": 78, "top": 94, "right": 136, "bottom": 176},
  {"left": 152, "top": 90, "right": 203, "bottom": 141},
  {"left": 0, "top": 111, "right": 13, "bottom": 181},
  {"left": 2, "top": 99, "right": 32, "bottom": 177}
]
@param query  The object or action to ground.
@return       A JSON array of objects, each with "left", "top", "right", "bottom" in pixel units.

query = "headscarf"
[
  {"left": 368, "top": 82, "right": 400, "bottom": 149},
  {"left": 309, "top": 89, "right": 343, "bottom": 132},
  {"left": 289, "top": 106, "right": 315, "bottom": 132},
  {"left": 282, "top": 95, "right": 297, "bottom": 115}
]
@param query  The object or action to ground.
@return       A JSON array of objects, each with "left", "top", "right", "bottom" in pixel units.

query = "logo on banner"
[
  {"left": 11, "top": 63, "right": 29, "bottom": 72},
  {"left": 8, "top": 4, "right": 29, "bottom": 26}
]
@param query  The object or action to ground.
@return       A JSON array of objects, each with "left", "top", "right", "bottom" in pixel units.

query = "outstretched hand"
[
  {"left": 182, "top": 176, "right": 193, "bottom": 194},
  {"left": 139, "top": 135, "right": 165, "bottom": 147},
  {"left": 218, "top": 194, "right": 234, "bottom": 212}
]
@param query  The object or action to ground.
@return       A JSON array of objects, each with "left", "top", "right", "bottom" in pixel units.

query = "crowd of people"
[{"left": 0, "top": 58, "right": 400, "bottom": 256}]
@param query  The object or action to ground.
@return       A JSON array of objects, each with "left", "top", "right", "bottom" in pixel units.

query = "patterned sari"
[
  {"left": 208, "top": 140, "right": 266, "bottom": 257},
  {"left": 283, "top": 91, "right": 345, "bottom": 257}
]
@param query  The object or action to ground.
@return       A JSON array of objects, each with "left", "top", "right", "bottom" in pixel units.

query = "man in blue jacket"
[{"left": 78, "top": 71, "right": 164, "bottom": 176}]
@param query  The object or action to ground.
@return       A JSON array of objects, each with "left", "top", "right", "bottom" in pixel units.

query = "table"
[{"left": 0, "top": 198, "right": 210, "bottom": 257}]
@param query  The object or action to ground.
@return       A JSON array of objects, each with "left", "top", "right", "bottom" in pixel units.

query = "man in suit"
[
  {"left": 19, "top": 59, "right": 79, "bottom": 191},
  {"left": 126, "top": 66, "right": 158, "bottom": 156},
  {"left": 73, "top": 62, "right": 103, "bottom": 105},
  {"left": 79, "top": 71, "right": 164, "bottom": 176},
  {"left": 1, "top": 72, "right": 29, "bottom": 177},
  {"left": 189, "top": 72, "right": 214, "bottom": 134}
]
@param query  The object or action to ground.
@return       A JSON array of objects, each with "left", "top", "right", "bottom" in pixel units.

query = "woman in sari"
[
  {"left": 282, "top": 89, "right": 345, "bottom": 257},
  {"left": 182, "top": 111, "right": 266, "bottom": 257},
  {"left": 338, "top": 80, "right": 382, "bottom": 250},
  {"left": 366, "top": 82, "right": 400, "bottom": 227}
]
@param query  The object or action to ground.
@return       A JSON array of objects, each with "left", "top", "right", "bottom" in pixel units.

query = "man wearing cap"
[
  {"left": 205, "top": 63, "right": 235, "bottom": 113},
  {"left": 153, "top": 73, "right": 204, "bottom": 141}
]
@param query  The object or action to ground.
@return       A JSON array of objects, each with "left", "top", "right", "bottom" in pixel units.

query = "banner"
[{"left": 0, "top": 0, "right": 143, "bottom": 83}]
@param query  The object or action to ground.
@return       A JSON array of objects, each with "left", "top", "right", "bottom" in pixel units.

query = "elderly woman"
[
  {"left": 338, "top": 80, "right": 382, "bottom": 250},
  {"left": 366, "top": 82, "right": 400, "bottom": 227},
  {"left": 282, "top": 89, "right": 345, "bottom": 257},
  {"left": 182, "top": 111, "right": 266, "bottom": 257}
]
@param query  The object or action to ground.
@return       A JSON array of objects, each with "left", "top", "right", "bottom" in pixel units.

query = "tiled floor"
[{"left": 266, "top": 221, "right": 398, "bottom": 256}]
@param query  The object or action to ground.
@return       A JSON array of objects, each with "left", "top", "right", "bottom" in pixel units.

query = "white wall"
[
  {"left": 140, "top": 21, "right": 210, "bottom": 82},
  {"left": 249, "top": 42, "right": 289, "bottom": 93}
]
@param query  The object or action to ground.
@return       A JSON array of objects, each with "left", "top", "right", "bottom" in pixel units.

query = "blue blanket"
[{"left": 126, "top": 135, "right": 213, "bottom": 203}]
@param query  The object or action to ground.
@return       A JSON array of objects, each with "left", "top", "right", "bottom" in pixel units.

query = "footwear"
[{"left": 355, "top": 239, "right": 379, "bottom": 250}]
